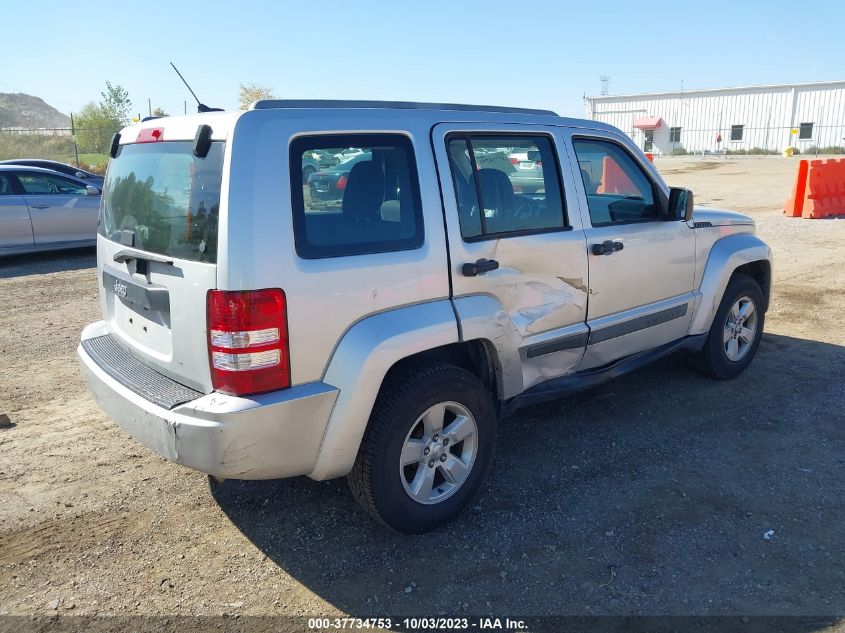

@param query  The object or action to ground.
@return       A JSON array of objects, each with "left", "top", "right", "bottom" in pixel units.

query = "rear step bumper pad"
[
  {"left": 81, "top": 333, "right": 202, "bottom": 410},
  {"left": 78, "top": 322, "right": 339, "bottom": 480}
]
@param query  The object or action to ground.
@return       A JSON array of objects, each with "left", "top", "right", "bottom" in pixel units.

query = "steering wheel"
[{"left": 513, "top": 200, "right": 535, "bottom": 220}]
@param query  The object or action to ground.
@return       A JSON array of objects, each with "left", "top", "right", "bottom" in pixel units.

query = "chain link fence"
[
  {"left": 593, "top": 121, "right": 845, "bottom": 159},
  {"left": 0, "top": 126, "right": 120, "bottom": 174}
]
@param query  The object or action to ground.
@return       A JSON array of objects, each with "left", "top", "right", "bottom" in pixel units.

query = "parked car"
[
  {"left": 78, "top": 101, "right": 772, "bottom": 533},
  {"left": 0, "top": 165, "right": 100, "bottom": 256},
  {"left": 301, "top": 150, "right": 339, "bottom": 184},
  {"left": 306, "top": 151, "right": 372, "bottom": 201},
  {"left": 0, "top": 159, "right": 105, "bottom": 188},
  {"left": 333, "top": 147, "right": 366, "bottom": 163}
]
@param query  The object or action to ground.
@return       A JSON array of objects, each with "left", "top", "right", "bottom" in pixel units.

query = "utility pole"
[
  {"left": 70, "top": 113, "right": 79, "bottom": 167},
  {"left": 148, "top": 98, "right": 152, "bottom": 117}
]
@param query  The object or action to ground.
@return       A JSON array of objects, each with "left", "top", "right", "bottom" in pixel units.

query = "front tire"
[
  {"left": 348, "top": 362, "right": 497, "bottom": 533},
  {"left": 691, "top": 273, "right": 765, "bottom": 380}
]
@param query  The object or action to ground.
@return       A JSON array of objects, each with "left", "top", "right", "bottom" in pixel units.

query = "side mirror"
[
  {"left": 85, "top": 185, "right": 101, "bottom": 196},
  {"left": 527, "top": 150, "right": 541, "bottom": 162},
  {"left": 668, "top": 187, "right": 694, "bottom": 221}
]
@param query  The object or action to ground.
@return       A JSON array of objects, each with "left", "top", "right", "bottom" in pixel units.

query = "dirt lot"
[{"left": 1, "top": 156, "right": 844, "bottom": 621}]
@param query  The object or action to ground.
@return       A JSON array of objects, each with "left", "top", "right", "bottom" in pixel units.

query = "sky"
[{"left": 3, "top": 0, "right": 844, "bottom": 119}]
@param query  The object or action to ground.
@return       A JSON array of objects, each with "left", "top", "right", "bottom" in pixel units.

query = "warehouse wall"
[{"left": 587, "top": 82, "right": 845, "bottom": 155}]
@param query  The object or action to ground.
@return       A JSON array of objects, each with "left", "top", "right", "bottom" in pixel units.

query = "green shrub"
[
  {"left": 805, "top": 146, "right": 845, "bottom": 155},
  {"left": 725, "top": 147, "right": 779, "bottom": 156}
]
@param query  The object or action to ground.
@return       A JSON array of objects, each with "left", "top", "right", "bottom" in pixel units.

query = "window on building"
[
  {"left": 446, "top": 134, "right": 566, "bottom": 239},
  {"left": 669, "top": 127, "right": 681, "bottom": 143},
  {"left": 730, "top": 125, "right": 744, "bottom": 141},
  {"left": 799, "top": 123, "right": 814, "bottom": 140}
]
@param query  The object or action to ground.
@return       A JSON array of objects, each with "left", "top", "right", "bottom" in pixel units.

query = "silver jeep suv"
[{"left": 78, "top": 101, "right": 772, "bottom": 533}]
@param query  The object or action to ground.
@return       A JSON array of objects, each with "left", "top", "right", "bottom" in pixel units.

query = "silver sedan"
[{"left": 0, "top": 165, "right": 100, "bottom": 256}]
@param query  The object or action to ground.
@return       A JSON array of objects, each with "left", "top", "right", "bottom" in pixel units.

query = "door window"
[
  {"left": 446, "top": 135, "right": 566, "bottom": 239},
  {"left": 16, "top": 172, "right": 87, "bottom": 195},
  {"left": 573, "top": 138, "right": 660, "bottom": 225}
]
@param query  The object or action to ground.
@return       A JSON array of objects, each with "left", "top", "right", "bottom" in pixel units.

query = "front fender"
[
  {"left": 308, "top": 300, "right": 459, "bottom": 480},
  {"left": 689, "top": 233, "right": 772, "bottom": 336}
]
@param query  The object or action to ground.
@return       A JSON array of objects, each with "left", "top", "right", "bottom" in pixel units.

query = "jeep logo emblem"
[{"left": 113, "top": 280, "right": 128, "bottom": 299}]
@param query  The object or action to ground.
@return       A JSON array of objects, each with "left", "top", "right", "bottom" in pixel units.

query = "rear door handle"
[
  {"left": 30, "top": 203, "right": 49, "bottom": 209},
  {"left": 591, "top": 240, "right": 624, "bottom": 256},
  {"left": 462, "top": 258, "right": 499, "bottom": 276}
]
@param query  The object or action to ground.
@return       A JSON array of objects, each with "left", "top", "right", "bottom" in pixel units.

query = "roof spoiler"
[
  {"left": 109, "top": 133, "right": 121, "bottom": 158},
  {"left": 193, "top": 124, "right": 213, "bottom": 158}
]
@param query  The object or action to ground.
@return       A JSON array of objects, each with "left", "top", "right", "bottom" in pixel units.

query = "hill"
[{"left": 0, "top": 93, "right": 72, "bottom": 129}]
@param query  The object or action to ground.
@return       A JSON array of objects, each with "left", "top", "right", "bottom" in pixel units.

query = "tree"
[
  {"left": 74, "top": 101, "right": 121, "bottom": 154},
  {"left": 238, "top": 83, "right": 275, "bottom": 110},
  {"left": 152, "top": 107, "right": 168, "bottom": 117},
  {"left": 72, "top": 82, "right": 132, "bottom": 156},
  {"left": 101, "top": 81, "right": 132, "bottom": 125}
]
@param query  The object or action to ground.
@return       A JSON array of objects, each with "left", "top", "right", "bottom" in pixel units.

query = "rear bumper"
[{"left": 78, "top": 322, "right": 339, "bottom": 480}]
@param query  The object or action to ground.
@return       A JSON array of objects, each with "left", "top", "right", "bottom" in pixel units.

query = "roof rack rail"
[{"left": 248, "top": 99, "right": 558, "bottom": 116}]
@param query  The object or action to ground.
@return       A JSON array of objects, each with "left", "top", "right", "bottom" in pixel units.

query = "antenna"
[
  {"left": 600, "top": 75, "right": 611, "bottom": 96},
  {"left": 170, "top": 62, "right": 222, "bottom": 113}
]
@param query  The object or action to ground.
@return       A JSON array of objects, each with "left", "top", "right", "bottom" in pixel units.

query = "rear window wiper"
[{"left": 113, "top": 248, "right": 174, "bottom": 266}]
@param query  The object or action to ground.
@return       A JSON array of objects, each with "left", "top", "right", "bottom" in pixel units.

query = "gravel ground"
[{"left": 1, "top": 157, "right": 844, "bottom": 621}]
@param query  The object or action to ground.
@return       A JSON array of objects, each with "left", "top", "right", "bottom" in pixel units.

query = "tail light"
[
  {"left": 509, "top": 157, "right": 519, "bottom": 165},
  {"left": 206, "top": 289, "right": 290, "bottom": 396},
  {"left": 336, "top": 175, "right": 348, "bottom": 190}
]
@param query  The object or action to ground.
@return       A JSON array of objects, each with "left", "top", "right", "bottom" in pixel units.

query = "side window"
[
  {"left": 573, "top": 138, "right": 659, "bottom": 225},
  {"left": 0, "top": 173, "right": 16, "bottom": 195},
  {"left": 446, "top": 135, "right": 566, "bottom": 240},
  {"left": 290, "top": 134, "right": 424, "bottom": 259},
  {"left": 17, "top": 172, "right": 87, "bottom": 196}
]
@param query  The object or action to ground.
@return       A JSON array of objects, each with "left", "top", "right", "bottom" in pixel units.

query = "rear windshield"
[{"left": 100, "top": 141, "right": 225, "bottom": 263}]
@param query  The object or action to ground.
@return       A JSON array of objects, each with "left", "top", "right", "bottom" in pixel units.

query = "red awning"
[{"left": 633, "top": 116, "right": 662, "bottom": 129}]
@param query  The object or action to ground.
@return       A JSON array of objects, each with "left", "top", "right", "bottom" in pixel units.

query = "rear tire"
[
  {"left": 691, "top": 273, "right": 765, "bottom": 380},
  {"left": 348, "top": 362, "right": 497, "bottom": 533}
]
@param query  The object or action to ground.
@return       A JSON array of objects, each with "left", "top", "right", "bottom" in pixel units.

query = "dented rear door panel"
[{"left": 432, "top": 122, "right": 589, "bottom": 393}]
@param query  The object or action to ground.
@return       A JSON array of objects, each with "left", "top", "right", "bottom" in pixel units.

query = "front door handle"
[
  {"left": 591, "top": 240, "right": 624, "bottom": 256},
  {"left": 30, "top": 203, "right": 49, "bottom": 209},
  {"left": 462, "top": 258, "right": 500, "bottom": 276}
]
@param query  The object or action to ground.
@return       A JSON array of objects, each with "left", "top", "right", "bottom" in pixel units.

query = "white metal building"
[{"left": 585, "top": 80, "right": 845, "bottom": 156}]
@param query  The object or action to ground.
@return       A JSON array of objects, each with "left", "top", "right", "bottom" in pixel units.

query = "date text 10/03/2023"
[{"left": 308, "top": 617, "right": 528, "bottom": 630}]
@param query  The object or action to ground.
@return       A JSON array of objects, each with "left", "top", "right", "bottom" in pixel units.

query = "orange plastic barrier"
[
  {"left": 784, "top": 160, "right": 808, "bottom": 217},
  {"left": 784, "top": 158, "right": 845, "bottom": 218},
  {"left": 597, "top": 156, "right": 637, "bottom": 195}
]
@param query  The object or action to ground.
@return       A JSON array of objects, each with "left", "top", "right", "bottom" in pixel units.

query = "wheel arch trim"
[
  {"left": 689, "top": 233, "right": 772, "bottom": 336},
  {"left": 309, "top": 300, "right": 459, "bottom": 480}
]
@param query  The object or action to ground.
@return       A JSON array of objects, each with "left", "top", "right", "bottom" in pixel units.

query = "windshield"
[{"left": 100, "top": 141, "right": 225, "bottom": 263}]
